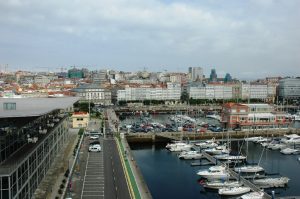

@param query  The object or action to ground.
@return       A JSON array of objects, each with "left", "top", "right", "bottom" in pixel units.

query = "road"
[
  {"left": 71, "top": 136, "right": 131, "bottom": 199},
  {"left": 104, "top": 138, "right": 131, "bottom": 199}
]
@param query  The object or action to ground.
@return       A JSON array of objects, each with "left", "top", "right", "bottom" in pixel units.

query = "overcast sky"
[{"left": 0, "top": 0, "right": 299, "bottom": 79}]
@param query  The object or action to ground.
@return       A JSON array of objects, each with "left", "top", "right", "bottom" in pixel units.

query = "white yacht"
[
  {"left": 282, "top": 135, "right": 300, "bottom": 145},
  {"left": 215, "top": 154, "right": 247, "bottom": 161},
  {"left": 197, "top": 165, "right": 229, "bottom": 180},
  {"left": 281, "top": 134, "right": 300, "bottom": 144},
  {"left": 254, "top": 137, "right": 271, "bottom": 144},
  {"left": 208, "top": 165, "right": 226, "bottom": 172},
  {"left": 178, "top": 151, "right": 202, "bottom": 160},
  {"left": 252, "top": 177, "right": 289, "bottom": 188},
  {"left": 165, "top": 141, "right": 185, "bottom": 149},
  {"left": 197, "top": 170, "right": 230, "bottom": 180},
  {"left": 218, "top": 186, "right": 251, "bottom": 196},
  {"left": 203, "top": 180, "right": 242, "bottom": 190},
  {"left": 195, "top": 138, "right": 218, "bottom": 149},
  {"left": 280, "top": 148, "right": 300, "bottom": 155},
  {"left": 240, "top": 191, "right": 264, "bottom": 199},
  {"left": 244, "top": 136, "right": 263, "bottom": 142},
  {"left": 169, "top": 143, "right": 193, "bottom": 152},
  {"left": 268, "top": 143, "right": 286, "bottom": 150},
  {"left": 234, "top": 165, "right": 264, "bottom": 173},
  {"left": 204, "top": 144, "right": 229, "bottom": 155}
]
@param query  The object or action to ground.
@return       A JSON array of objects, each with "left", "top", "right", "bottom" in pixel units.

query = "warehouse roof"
[{"left": 0, "top": 97, "right": 80, "bottom": 118}]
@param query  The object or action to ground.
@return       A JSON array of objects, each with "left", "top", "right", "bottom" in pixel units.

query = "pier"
[
  {"left": 201, "top": 151, "right": 217, "bottom": 165},
  {"left": 227, "top": 168, "right": 272, "bottom": 199},
  {"left": 200, "top": 151, "right": 272, "bottom": 199}
]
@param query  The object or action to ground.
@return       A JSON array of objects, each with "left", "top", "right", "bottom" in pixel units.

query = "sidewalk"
[{"left": 119, "top": 137, "right": 153, "bottom": 199}]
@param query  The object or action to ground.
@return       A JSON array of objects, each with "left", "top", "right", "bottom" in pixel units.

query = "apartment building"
[{"left": 117, "top": 82, "right": 181, "bottom": 102}]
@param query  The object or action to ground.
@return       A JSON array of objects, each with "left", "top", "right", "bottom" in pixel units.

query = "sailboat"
[
  {"left": 252, "top": 177, "right": 290, "bottom": 188},
  {"left": 203, "top": 180, "right": 242, "bottom": 190},
  {"left": 218, "top": 186, "right": 251, "bottom": 196},
  {"left": 234, "top": 165, "right": 264, "bottom": 173}
]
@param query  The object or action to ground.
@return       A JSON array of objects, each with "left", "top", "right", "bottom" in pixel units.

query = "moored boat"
[
  {"left": 178, "top": 151, "right": 202, "bottom": 160},
  {"left": 203, "top": 180, "right": 242, "bottom": 190},
  {"left": 244, "top": 136, "right": 263, "bottom": 142},
  {"left": 204, "top": 145, "right": 229, "bottom": 155},
  {"left": 280, "top": 148, "right": 300, "bottom": 155},
  {"left": 234, "top": 165, "right": 264, "bottom": 173},
  {"left": 252, "top": 177, "right": 290, "bottom": 188},
  {"left": 218, "top": 186, "right": 251, "bottom": 196},
  {"left": 165, "top": 141, "right": 186, "bottom": 149},
  {"left": 195, "top": 138, "right": 218, "bottom": 149},
  {"left": 169, "top": 143, "right": 193, "bottom": 152},
  {"left": 196, "top": 165, "right": 229, "bottom": 180},
  {"left": 215, "top": 154, "right": 247, "bottom": 161}
]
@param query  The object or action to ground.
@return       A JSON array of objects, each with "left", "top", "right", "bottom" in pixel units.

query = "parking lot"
[{"left": 81, "top": 138, "right": 104, "bottom": 199}]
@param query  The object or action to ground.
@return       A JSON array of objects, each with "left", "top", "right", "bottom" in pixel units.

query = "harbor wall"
[{"left": 126, "top": 128, "right": 300, "bottom": 143}]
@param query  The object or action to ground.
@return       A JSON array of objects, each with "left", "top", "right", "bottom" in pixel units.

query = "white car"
[
  {"left": 89, "top": 135, "right": 99, "bottom": 140},
  {"left": 89, "top": 144, "right": 101, "bottom": 152}
]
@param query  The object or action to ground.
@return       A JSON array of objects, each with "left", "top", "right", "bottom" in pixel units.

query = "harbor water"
[{"left": 129, "top": 120, "right": 300, "bottom": 199}]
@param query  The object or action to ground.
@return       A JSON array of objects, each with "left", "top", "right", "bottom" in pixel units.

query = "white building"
[
  {"left": 188, "top": 83, "right": 233, "bottom": 100},
  {"left": 72, "top": 84, "right": 112, "bottom": 105},
  {"left": 117, "top": 83, "right": 181, "bottom": 102}
]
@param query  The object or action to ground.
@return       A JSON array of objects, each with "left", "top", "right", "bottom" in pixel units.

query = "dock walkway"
[{"left": 201, "top": 151, "right": 272, "bottom": 199}]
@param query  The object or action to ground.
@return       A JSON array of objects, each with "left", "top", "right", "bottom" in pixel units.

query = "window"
[{"left": 3, "top": 102, "right": 16, "bottom": 110}]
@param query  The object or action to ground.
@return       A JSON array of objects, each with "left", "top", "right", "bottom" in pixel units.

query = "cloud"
[{"left": 0, "top": 0, "right": 299, "bottom": 78}]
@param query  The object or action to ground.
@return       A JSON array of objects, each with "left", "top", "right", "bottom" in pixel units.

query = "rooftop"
[{"left": 0, "top": 97, "right": 80, "bottom": 118}]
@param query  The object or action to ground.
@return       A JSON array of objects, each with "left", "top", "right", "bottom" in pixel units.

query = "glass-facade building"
[
  {"left": 279, "top": 78, "right": 300, "bottom": 99},
  {"left": 0, "top": 112, "right": 69, "bottom": 199}
]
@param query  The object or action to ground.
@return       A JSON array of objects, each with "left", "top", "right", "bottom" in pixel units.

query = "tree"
[{"left": 180, "top": 91, "right": 189, "bottom": 103}]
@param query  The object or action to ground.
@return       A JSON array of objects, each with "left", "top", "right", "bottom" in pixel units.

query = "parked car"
[
  {"left": 232, "top": 126, "right": 241, "bottom": 131},
  {"left": 88, "top": 144, "right": 101, "bottom": 152},
  {"left": 197, "top": 128, "right": 207, "bottom": 133},
  {"left": 89, "top": 135, "right": 99, "bottom": 140}
]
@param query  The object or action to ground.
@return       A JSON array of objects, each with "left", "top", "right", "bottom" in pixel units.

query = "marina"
[{"left": 127, "top": 114, "right": 300, "bottom": 199}]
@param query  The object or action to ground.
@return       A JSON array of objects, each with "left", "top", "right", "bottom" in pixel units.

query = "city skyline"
[{"left": 1, "top": 0, "right": 299, "bottom": 79}]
